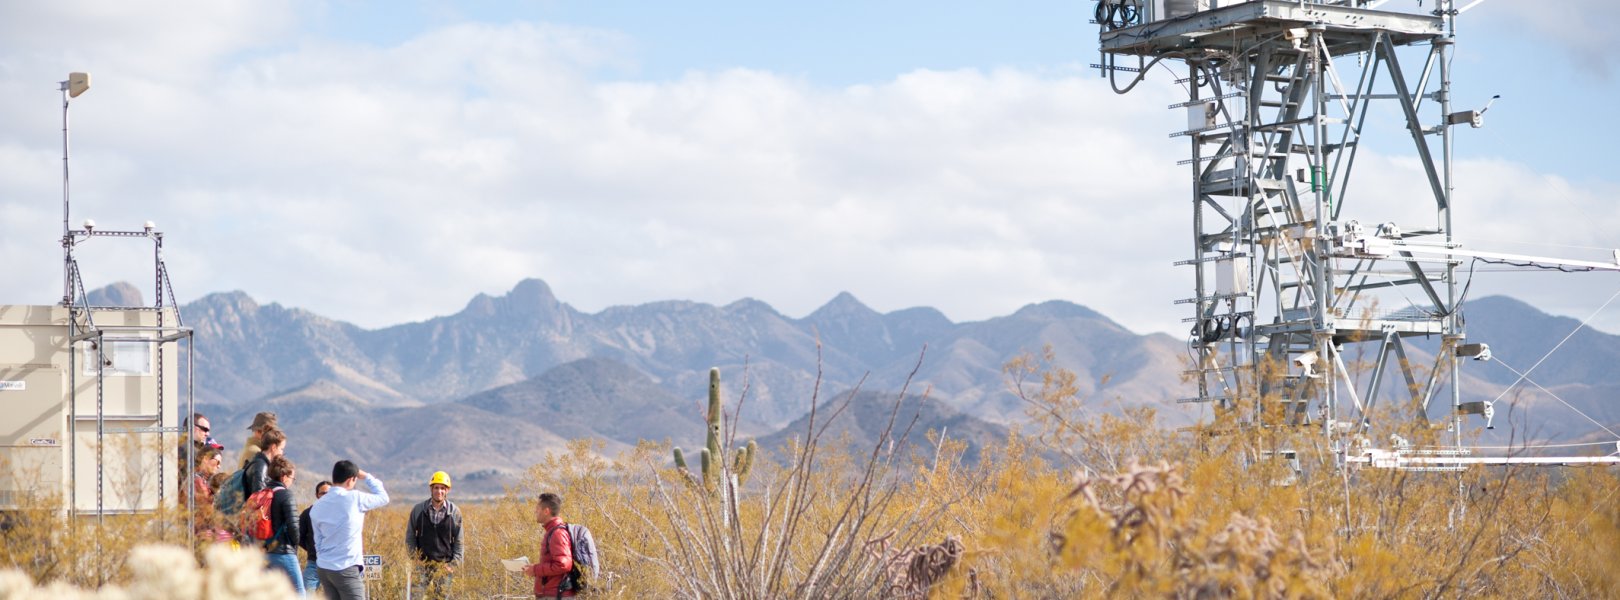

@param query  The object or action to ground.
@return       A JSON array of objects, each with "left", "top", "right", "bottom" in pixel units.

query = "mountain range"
[
  {"left": 81, "top": 280, "right": 1620, "bottom": 493},
  {"left": 143, "top": 278, "right": 1194, "bottom": 427}
]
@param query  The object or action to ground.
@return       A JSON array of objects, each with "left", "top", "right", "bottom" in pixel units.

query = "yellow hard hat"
[{"left": 429, "top": 471, "right": 452, "bottom": 489}]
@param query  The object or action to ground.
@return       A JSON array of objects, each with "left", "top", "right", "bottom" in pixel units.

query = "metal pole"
[
  {"left": 96, "top": 332, "right": 105, "bottom": 525},
  {"left": 62, "top": 78, "right": 80, "bottom": 517},
  {"left": 1438, "top": 0, "right": 1469, "bottom": 524},
  {"left": 186, "top": 331, "right": 195, "bottom": 544},
  {"left": 1310, "top": 25, "right": 1334, "bottom": 435},
  {"left": 69, "top": 311, "right": 77, "bottom": 516},
  {"left": 156, "top": 237, "right": 166, "bottom": 514},
  {"left": 1190, "top": 62, "right": 1209, "bottom": 405},
  {"left": 1439, "top": 4, "right": 1462, "bottom": 448},
  {"left": 60, "top": 83, "right": 71, "bottom": 307},
  {"left": 92, "top": 329, "right": 104, "bottom": 583}
]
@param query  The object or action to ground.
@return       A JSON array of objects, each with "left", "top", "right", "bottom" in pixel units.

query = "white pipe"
[
  {"left": 1349, "top": 238, "right": 1620, "bottom": 272},
  {"left": 1347, "top": 453, "right": 1620, "bottom": 467}
]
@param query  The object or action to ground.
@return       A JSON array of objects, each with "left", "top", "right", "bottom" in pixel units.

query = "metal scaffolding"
[
  {"left": 1094, "top": 0, "right": 1620, "bottom": 467},
  {"left": 62, "top": 226, "right": 195, "bottom": 520}
]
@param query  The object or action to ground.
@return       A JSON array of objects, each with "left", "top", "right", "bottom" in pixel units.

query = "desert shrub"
[{"left": 4, "top": 356, "right": 1619, "bottom": 599}]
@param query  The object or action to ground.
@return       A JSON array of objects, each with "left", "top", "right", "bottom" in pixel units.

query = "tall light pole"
[{"left": 60, "top": 72, "right": 90, "bottom": 307}]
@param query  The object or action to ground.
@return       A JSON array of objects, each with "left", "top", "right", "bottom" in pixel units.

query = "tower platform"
[{"left": 1100, "top": 1, "right": 1442, "bottom": 58}]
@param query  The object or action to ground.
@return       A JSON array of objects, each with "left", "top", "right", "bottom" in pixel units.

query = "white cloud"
[
  {"left": 0, "top": 1, "right": 297, "bottom": 78},
  {"left": 1472, "top": 0, "right": 1620, "bottom": 77},
  {"left": 1, "top": 1, "right": 1615, "bottom": 343}
]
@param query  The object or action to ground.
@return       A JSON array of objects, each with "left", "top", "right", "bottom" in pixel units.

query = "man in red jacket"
[{"left": 524, "top": 492, "right": 575, "bottom": 598}]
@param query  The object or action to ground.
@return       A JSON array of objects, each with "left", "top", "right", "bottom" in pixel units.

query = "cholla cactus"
[
  {"left": 673, "top": 367, "right": 756, "bottom": 491},
  {"left": 869, "top": 534, "right": 966, "bottom": 600}
]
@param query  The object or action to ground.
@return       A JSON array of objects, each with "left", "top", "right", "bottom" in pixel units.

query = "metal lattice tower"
[{"left": 1097, "top": 1, "right": 1478, "bottom": 443}]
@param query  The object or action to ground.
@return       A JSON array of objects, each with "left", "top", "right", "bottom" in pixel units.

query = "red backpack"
[{"left": 243, "top": 488, "right": 278, "bottom": 540}]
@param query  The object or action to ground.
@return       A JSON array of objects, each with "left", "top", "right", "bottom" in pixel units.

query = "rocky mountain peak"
[
  {"left": 456, "top": 278, "right": 570, "bottom": 323},
  {"left": 461, "top": 293, "right": 497, "bottom": 316},
  {"left": 86, "top": 282, "right": 146, "bottom": 307},
  {"left": 509, "top": 278, "right": 559, "bottom": 304},
  {"left": 1011, "top": 300, "right": 1107, "bottom": 324},
  {"left": 190, "top": 290, "right": 261, "bottom": 315},
  {"left": 809, "top": 291, "right": 878, "bottom": 320},
  {"left": 723, "top": 297, "right": 779, "bottom": 316}
]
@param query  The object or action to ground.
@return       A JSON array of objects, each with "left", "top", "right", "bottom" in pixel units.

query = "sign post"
[{"left": 362, "top": 554, "right": 383, "bottom": 598}]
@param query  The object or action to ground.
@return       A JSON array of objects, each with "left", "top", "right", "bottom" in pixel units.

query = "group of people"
[{"left": 181, "top": 411, "right": 580, "bottom": 599}]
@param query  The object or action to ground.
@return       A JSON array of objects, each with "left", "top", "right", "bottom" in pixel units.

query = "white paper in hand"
[{"left": 502, "top": 556, "right": 530, "bottom": 573}]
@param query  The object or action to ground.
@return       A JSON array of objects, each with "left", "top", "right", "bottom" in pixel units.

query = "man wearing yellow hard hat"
[{"left": 405, "top": 470, "right": 463, "bottom": 600}]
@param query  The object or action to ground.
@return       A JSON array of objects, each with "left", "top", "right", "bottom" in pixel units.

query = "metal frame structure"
[
  {"left": 1094, "top": 0, "right": 1620, "bottom": 468},
  {"left": 56, "top": 74, "right": 197, "bottom": 522},
  {"left": 62, "top": 226, "right": 195, "bottom": 519}
]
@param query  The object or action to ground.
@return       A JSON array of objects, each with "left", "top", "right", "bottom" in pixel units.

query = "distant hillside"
[
  {"left": 1379, "top": 296, "right": 1620, "bottom": 442},
  {"left": 756, "top": 390, "right": 1013, "bottom": 465},
  {"left": 204, "top": 358, "right": 638, "bottom": 494},
  {"left": 165, "top": 278, "right": 1193, "bottom": 428},
  {"left": 145, "top": 282, "right": 1620, "bottom": 495},
  {"left": 1461, "top": 296, "right": 1620, "bottom": 389},
  {"left": 459, "top": 357, "right": 714, "bottom": 446},
  {"left": 200, "top": 361, "right": 1029, "bottom": 494}
]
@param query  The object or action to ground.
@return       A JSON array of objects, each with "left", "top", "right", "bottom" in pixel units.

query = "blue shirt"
[{"left": 311, "top": 476, "right": 389, "bottom": 570}]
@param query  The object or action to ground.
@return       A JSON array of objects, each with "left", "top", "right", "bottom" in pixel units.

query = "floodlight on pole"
[
  {"left": 60, "top": 71, "right": 90, "bottom": 306},
  {"left": 67, "top": 72, "right": 91, "bottom": 98}
]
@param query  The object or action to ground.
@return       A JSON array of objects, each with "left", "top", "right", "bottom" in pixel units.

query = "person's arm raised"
[{"left": 356, "top": 471, "right": 390, "bottom": 511}]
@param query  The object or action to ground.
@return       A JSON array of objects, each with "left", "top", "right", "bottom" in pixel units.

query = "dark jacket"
[
  {"left": 298, "top": 506, "right": 317, "bottom": 563},
  {"left": 265, "top": 484, "right": 300, "bottom": 554},
  {"left": 405, "top": 499, "right": 464, "bottom": 564},
  {"left": 242, "top": 452, "right": 270, "bottom": 501},
  {"left": 527, "top": 517, "right": 574, "bottom": 597}
]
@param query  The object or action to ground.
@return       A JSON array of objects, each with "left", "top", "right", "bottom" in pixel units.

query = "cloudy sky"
[{"left": 2, "top": 0, "right": 1618, "bottom": 336}]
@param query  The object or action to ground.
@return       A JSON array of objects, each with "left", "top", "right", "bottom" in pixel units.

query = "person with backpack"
[
  {"left": 213, "top": 428, "right": 284, "bottom": 533},
  {"left": 524, "top": 492, "right": 576, "bottom": 598},
  {"left": 404, "top": 471, "right": 463, "bottom": 599},
  {"left": 300, "top": 480, "right": 332, "bottom": 595},
  {"left": 312, "top": 460, "right": 389, "bottom": 600},
  {"left": 242, "top": 427, "right": 287, "bottom": 502},
  {"left": 261, "top": 456, "right": 304, "bottom": 595}
]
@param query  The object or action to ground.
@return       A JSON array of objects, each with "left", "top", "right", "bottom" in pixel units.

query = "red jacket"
[{"left": 527, "top": 517, "right": 574, "bottom": 597}]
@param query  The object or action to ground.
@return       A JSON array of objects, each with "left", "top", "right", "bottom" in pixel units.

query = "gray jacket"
[{"left": 405, "top": 499, "right": 464, "bottom": 564}]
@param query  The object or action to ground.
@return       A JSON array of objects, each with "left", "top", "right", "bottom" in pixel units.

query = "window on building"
[{"left": 81, "top": 339, "right": 152, "bottom": 376}]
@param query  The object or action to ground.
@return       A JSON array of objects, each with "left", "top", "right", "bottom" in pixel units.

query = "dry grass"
[{"left": 4, "top": 354, "right": 1619, "bottom": 599}]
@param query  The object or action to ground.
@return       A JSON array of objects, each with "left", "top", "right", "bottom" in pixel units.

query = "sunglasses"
[{"left": 197, "top": 425, "right": 210, "bottom": 433}]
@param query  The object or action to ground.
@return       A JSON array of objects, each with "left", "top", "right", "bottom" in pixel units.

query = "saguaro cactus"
[{"left": 674, "top": 367, "right": 756, "bottom": 491}]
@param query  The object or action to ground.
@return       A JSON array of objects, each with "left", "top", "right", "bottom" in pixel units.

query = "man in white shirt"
[{"left": 311, "top": 460, "right": 389, "bottom": 600}]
